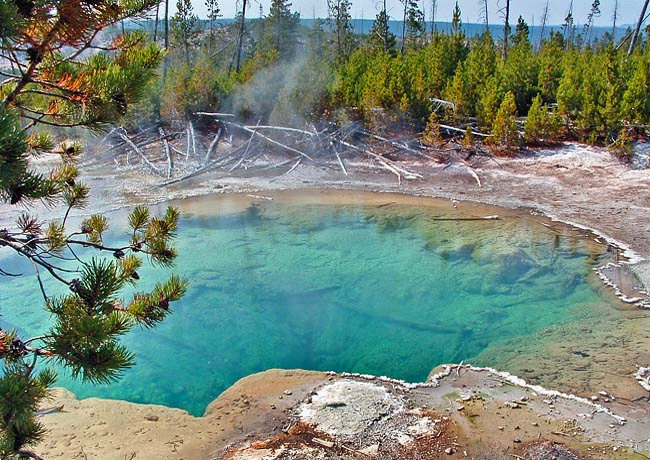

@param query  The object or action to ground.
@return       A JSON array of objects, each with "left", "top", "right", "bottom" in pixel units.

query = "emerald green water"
[{"left": 0, "top": 194, "right": 614, "bottom": 416}]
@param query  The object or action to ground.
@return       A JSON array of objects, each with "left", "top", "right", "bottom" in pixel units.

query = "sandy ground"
[
  {"left": 37, "top": 370, "right": 326, "bottom": 459},
  {"left": 5, "top": 140, "right": 649, "bottom": 458}
]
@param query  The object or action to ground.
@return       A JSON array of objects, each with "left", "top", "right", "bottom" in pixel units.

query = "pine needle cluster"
[{"left": 0, "top": 1, "right": 187, "bottom": 457}]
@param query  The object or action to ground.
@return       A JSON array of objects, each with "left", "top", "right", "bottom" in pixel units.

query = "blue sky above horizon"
[{"left": 174, "top": 1, "right": 643, "bottom": 27}]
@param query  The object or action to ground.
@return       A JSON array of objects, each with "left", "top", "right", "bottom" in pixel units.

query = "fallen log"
[
  {"left": 439, "top": 123, "right": 490, "bottom": 138},
  {"left": 270, "top": 158, "right": 302, "bottom": 182},
  {"left": 160, "top": 144, "right": 247, "bottom": 186},
  {"left": 195, "top": 112, "right": 237, "bottom": 118},
  {"left": 159, "top": 127, "right": 173, "bottom": 179},
  {"left": 224, "top": 122, "right": 315, "bottom": 162},
  {"left": 335, "top": 137, "right": 422, "bottom": 181},
  {"left": 229, "top": 121, "right": 260, "bottom": 172},
  {"left": 203, "top": 127, "right": 223, "bottom": 166},
  {"left": 117, "top": 128, "right": 164, "bottom": 177},
  {"left": 190, "top": 121, "right": 198, "bottom": 158}
]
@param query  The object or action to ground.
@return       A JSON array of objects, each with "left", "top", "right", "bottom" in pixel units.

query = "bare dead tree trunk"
[
  {"left": 430, "top": 0, "right": 437, "bottom": 37},
  {"left": 629, "top": 0, "right": 649, "bottom": 55},
  {"left": 234, "top": 0, "right": 248, "bottom": 73},
  {"left": 401, "top": 0, "right": 407, "bottom": 54},
  {"left": 539, "top": 0, "right": 549, "bottom": 50},
  {"left": 204, "top": 128, "right": 223, "bottom": 166},
  {"left": 118, "top": 129, "right": 164, "bottom": 177},
  {"left": 480, "top": 0, "right": 489, "bottom": 32},
  {"left": 153, "top": 2, "right": 160, "bottom": 42},
  {"left": 159, "top": 127, "right": 173, "bottom": 178},
  {"left": 164, "top": 0, "right": 169, "bottom": 50},
  {"left": 612, "top": 0, "right": 618, "bottom": 37},
  {"left": 503, "top": 0, "right": 510, "bottom": 59}
]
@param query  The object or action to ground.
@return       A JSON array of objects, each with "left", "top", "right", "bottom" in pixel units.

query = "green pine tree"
[
  {"left": 0, "top": 2, "right": 187, "bottom": 458},
  {"left": 461, "top": 126, "right": 475, "bottom": 151},
  {"left": 369, "top": 2, "right": 397, "bottom": 55},
  {"left": 405, "top": 0, "right": 425, "bottom": 48},
  {"left": 477, "top": 75, "right": 504, "bottom": 129},
  {"left": 622, "top": 52, "right": 650, "bottom": 126},
  {"left": 171, "top": 0, "right": 200, "bottom": 64},
  {"left": 490, "top": 91, "right": 520, "bottom": 149},
  {"left": 265, "top": 0, "right": 300, "bottom": 59},
  {"left": 422, "top": 112, "right": 445, "bottom": 147},
  {"left": 328, "top": 0, "right": 354, "bottom": 62},
  {"left": 524, "top": 94, "right": 548, "bottom": 144},
  {"left": 205, "top": 0, "right": 222, "bottom": 50}
]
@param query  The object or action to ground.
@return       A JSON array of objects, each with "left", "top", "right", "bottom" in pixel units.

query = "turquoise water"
[{"left": 0, "top": 196, "right": 613, "bottom": 416}]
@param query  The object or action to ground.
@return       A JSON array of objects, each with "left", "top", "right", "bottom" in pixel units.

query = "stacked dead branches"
[{"left": 99, "top": 114, "right": 495, "bottom": 189}]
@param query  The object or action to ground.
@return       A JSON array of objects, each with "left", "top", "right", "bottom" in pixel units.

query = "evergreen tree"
[
  {"left": 369, "top": 3, "right": 397, "bottom": 55},
  {"left": 0, "top": 1, "right": 186, "bottom": 458},
  {"left": 556, "top": 50, "right": 584, "bottom": 121},
  {"left": 171, "top": 0, "right": 200, "bottom": 64},
  {"left": 206, "top": 0, "right": 222, "bottom": 49},
  {"left": 477, "top": 75, "right": 504, "bottom": 128},
  {"left": 459, "top": 31, "right": 497, "bottom": 116},
  {"left": 490, "top": 91, "right": 520, "bottom": 148},
  {"left": 524, "top": 94, "right": 548, "bottom": 144},
  {"left": 445, "top": 63, "right": 473, "bottom": 120},
  {"left": 328, "top": 0, "right": 354, "bottom": 62},
  {"left": 514, "top": 16, "right": 529, "bottom": 45},
  {"left": 598, "top": 44, "right": 625, "bottom": 138},
  {"left": 461, "top": 126, "right": 475, "bottom": 151},
  {"left": 501, "top": 17, "right": 539, "bottom": 114},
  {"left": 422, "top": 112, "right": 444, "bottom": 147},
  {"left": 265, "top": 0, "right": 300, "bottom": 59},
  {"left": 537, "top": 32, "right": 565, "bottom": 102},
  {"left": 405, "top": 0, "right": 426, "bottom": 48},
  {"left": 451, "top": 2, "right": 462, "bottom": 36},
  {"left": 611, "top": 128, "right": 634, "bottom": 157},
  {"left": 622, "top": 52, "right": 650, "bottom": 125},
  {"left": 307, "top": 18, "right": 329, "bottom": 60}
]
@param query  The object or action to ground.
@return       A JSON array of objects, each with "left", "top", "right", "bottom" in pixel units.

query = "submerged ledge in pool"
[{"left": 2, "top": 190, "right": 644, "bottom": 417}]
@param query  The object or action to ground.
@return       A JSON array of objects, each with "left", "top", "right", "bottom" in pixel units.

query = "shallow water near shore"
[{"left": 0, "top": 191, "right": 641, "bottom": 416}]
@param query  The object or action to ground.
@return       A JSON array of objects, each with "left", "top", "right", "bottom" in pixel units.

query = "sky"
[{"left": 178, "top": 1, "right": 643, "bottom": 27}]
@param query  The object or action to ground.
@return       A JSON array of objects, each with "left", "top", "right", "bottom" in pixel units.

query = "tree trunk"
[
  {"left": 430, "top": 0, "right": 436, "bottom": 37},
  {"left": 401, "top": 0, "right": 407, "bottom": 54},
  {"left": 503, "top": 0, "right": 510, "bottom": 59},
  {"left": 612, "top": 0, "right": 618, "bottom": 37},
  {"left": 153, "top": 2, "right": 160, "bottom": 42},
  {"left": 164, "top": 0, "right": 169, "bottom": 50},
  {"left": 235, "top": 0, "right": 248, "bottom": 73},
  {"left": 482, "top": 0, "right": 489, "bottom": 32},
  {"left": 539, "top": 0, "right": 549, "bottom": 50},
  {"left": 628, "top": 0, "right": 650, "bottom": 55}
]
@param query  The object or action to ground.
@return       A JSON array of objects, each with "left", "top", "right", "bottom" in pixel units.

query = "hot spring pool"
[{"left": 0, "top": 191, "right": 629, "bottom": 416}]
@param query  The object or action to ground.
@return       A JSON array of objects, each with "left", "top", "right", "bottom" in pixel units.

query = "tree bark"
[
  {"left": 164, "top": 0, "right": 169, "bottom": 50},
  {"left": 481, "top": 0, "right": 489, "bottom": 32},
  {"left": 629, "top": 0, "right": 650, "bottom": 55},
  {"left": 401, "top": 0, "right": 407, "bottom": 54},
  {"left": 539, "top": 0, "right": 549, "bottom": 50},
  {"left": 503, "top": 0, "right": 510, "bottom": 59},
  {"left": 234, "top": 0, "right": 248, "bottom": 73},
  {"left": 154, "top": 2, "right": 160, "bottom": 42}
]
